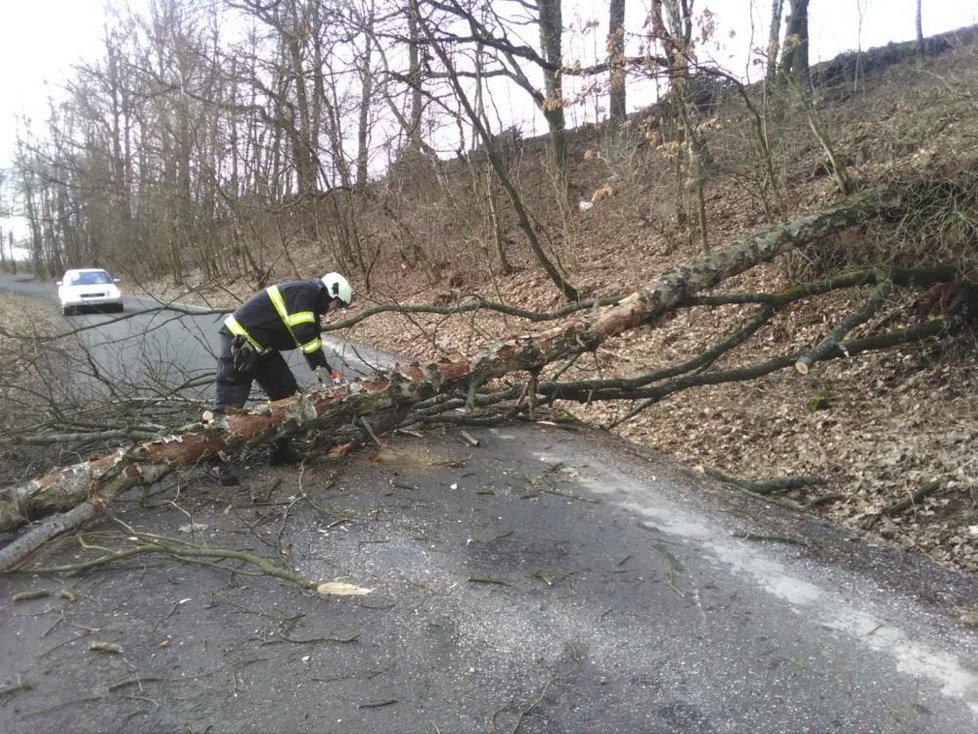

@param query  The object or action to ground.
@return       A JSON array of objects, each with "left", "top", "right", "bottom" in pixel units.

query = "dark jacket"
[{"left": 226, "top": 280, "right": 332, "bottom": 371}]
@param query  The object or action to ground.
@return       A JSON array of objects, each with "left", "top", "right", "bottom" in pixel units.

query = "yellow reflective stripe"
[
  {"left": 266, "top": 286, "right": 289, "bottom": 323},
  {"left": 224, "top": 315, "right": 264, "bottom": 351},
  {"left": 288, "top": 311, "right": 315, "bottom": 326},
  {"left": 300, "top": 337, "right": 322, "bottom": 354},
  {"left": 266, "top": 285, "right": 318, "bottom": 349},
  {"left": 266, "top": 286, "right": 313, "bottom": 326}
]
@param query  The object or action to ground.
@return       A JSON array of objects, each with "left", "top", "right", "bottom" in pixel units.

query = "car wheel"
[
  {"left": 115, "top": 303, "right": 124, "bottom": 313},
  {"left": 62, "top": 306, "right": 73, "bottom": 316}
]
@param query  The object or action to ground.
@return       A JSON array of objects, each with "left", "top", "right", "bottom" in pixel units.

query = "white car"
[{"left": 57, "top": 268, "right": 124, "bottom": 315}]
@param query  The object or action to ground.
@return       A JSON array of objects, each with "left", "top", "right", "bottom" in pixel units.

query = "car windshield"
[{"left": 69, "top": 271, "right": 112, "bottom": 285}]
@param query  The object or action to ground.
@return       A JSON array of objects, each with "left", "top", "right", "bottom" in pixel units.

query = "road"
[{"left": 2, "top": 274, "right": 978, "bottom": 732}]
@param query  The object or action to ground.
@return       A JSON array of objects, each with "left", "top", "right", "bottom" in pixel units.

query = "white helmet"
[{"left": 321, "top": 272, "right": 353, "bottom": 307}]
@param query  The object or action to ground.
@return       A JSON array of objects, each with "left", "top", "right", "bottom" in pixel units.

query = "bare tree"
[
  {"left": 355, "top": 2, "right": 378, "bottom": 189},
  {"left": 780, "top": 0, "right": 811, "bottom": 91},
  {"left": 649, "top": 0, "right": 714, "bottom": 251},
  {"left": 418, "top": 0, "right": 572, "bottom": 196},
  {"left": 406, "top": 0, "right": 426, "bottom": 153},
  {"left": 471, "top": 37, "right": 515, "bottom": 277},
  {"left": 766, "top": 0, "right": 784, "bottom": 83},
  {"left": 916, "top": 0, "right": 925, "bottom": 60},
  {"left": 608, "top": 0, "right": 627, "bottom": 128},
  {"left": 536, "top": 0, "right": 568, "bottom": 194},
  {"left": 415, "top": 5, "right": 578, "bottom": 300}
]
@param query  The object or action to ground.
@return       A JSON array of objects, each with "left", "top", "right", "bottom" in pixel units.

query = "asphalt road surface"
[{"left": 2, "top": 275, "right": 978, "bottom": 732}]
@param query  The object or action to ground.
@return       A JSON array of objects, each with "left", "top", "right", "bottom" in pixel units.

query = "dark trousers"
[{"left": 214, "top": 330, "right": 299, "bottom": 413}]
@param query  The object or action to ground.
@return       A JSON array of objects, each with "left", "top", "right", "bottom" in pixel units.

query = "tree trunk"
[
  {"left": 536, "top": 0, "right": 568, "bottom": 196},
  {"left": 650, "top": 0, "right": 714, "bottom": 250},
  {"left": 406, "top": 0, "right": 425, "bottom": 153},
  {"left": 356, "top": 10, "right": 375, "bottom": 188},
  {"left": 608, "top": 0, "right": 627, "bottom": 128},
  {"left": 766, "top": 0, "right": 784, "bottom": 83},
  {"left": 915, "top": 0, "right": 925, "bottom": 61},
  {"left": 781, "top": 0, "right": 811, "bottom": 92}
]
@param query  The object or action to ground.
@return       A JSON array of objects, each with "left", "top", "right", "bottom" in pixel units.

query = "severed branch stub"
[{"left": 795, "top": 278, "right": 893, "bottom": 374}]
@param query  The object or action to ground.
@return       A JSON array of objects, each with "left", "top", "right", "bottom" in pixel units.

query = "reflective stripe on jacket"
[
  {"left": 266, "top": 285, "right": 323, "bottom": 355},
  {"left": 224, "top": 314, "right": 267, "bottom": 352}
]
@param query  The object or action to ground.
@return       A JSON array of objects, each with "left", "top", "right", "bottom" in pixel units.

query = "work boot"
[
  {"left": 206, "top": 457, "right": 240, "bottom": 486},
  {"left": 269, "top": 438, "right": 302, "bottom": 466}
]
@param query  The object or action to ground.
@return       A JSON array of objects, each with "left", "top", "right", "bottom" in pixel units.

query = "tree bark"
[
  {"left": 780, "top": 0, "right": 811, "bottom": 92},
  {"left": 406, "top": 0, "right": 425, "bottom": 153},
  {"left": 536, "top": 0, "right": 568, "bottom": 195},
  {"left": 608, "top": 0, "right": 627, "bottom": 127},
  {"left": 915, "top": 0, "right": 925, "bottom": 61},
  {"left": 766, "top": 0, "right": 784, "bottom": 83}
]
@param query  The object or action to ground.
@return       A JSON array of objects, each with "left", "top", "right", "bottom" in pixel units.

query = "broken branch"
[{"left": 795, "top": 278, "right": 894, "bottom": 374}]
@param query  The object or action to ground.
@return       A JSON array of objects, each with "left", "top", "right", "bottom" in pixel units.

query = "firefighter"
[{"left": 207, "top": 272, "right": 353, "bottom": 485}]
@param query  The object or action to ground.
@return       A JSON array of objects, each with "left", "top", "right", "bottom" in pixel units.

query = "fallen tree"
[{"left": 2, "top": 185, "right": 972, "bottom": 570}]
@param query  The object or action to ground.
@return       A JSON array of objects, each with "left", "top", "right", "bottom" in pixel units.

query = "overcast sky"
[
  {"left": 1, "top": 0, "right": 976, "bottom": 239},
  {"left": 0, "top": 1, "right": 116, "bottom": 161}
]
